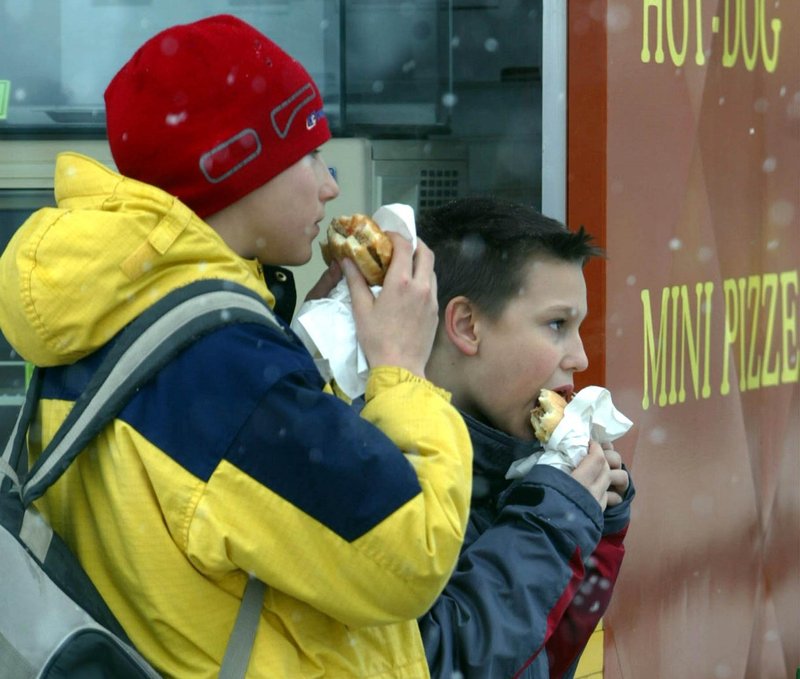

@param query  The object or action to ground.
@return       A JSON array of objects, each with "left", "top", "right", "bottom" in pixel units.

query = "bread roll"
[
  {"left": 530, "top": 388, "right": 567, "bottom": 443},
  {"left": 322, "top": 214, "right": 393, "bottom": 286}
]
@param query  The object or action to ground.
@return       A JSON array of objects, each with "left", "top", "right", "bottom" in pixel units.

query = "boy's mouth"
[{"left": 549, "top": 385, "right": 575, "bottom": 402}]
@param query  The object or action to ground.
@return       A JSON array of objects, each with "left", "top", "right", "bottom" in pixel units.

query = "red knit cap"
[{"left": 104, "top": 14, "right": 331, "bottom": 218}]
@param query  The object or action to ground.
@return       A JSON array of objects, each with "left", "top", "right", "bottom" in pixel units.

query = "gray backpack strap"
[
  {"left": 23, "top": 280, "right": 285, "bottom": 504},
  {"left": 17, "top": 279, "right": 275, "bottom": 679},
  {"left": 1, "top": 362, "right": 44, "bottom": 494},
  {"left": 219, "top": 576, "right": 268, "bottom": 679}
]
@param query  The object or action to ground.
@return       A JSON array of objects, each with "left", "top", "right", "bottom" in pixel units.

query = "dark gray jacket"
[{"left": 420, "top": 412, "right": 634, "bottom": 678}]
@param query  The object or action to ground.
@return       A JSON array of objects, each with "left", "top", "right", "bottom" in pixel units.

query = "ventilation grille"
[{"left": 419, "top": 168, "right": 461, "bottom": 209}]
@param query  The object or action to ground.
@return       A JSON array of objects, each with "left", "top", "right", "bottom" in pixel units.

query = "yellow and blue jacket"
[{"left": 0, "top": 153, "right": 472, "bottom": 678}]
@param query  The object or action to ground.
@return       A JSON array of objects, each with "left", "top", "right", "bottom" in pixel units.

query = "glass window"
[
  {"left": 0, "top": 1, "right": 546, "bottom": 204},
  {"left": 0, "top": 191, "right": 54, "bottom": 442},
  {"left": 0, "top": 2, "right": 550, "bottom": 431}
]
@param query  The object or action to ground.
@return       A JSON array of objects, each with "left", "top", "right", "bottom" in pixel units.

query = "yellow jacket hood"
[{"left": 0, "top": 152, "right": 273, "bottom": 366}]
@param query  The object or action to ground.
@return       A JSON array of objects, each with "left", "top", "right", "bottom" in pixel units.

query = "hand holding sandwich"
[
  {"left": 343, "top": 231, "right": 438, "bottom": 379},
  {"left": 570, "top": 443, "right": 612, "bottom": 511},
  {"left": 601, "top": 442, "right": 630, "bottom": 507},
  {"left": 524, "top": 387, "right": 631, "bottom": 509}
]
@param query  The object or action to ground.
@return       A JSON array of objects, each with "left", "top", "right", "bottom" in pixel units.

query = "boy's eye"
[{"left": 548, "top": 319, "right": 565, "bottom": 332}]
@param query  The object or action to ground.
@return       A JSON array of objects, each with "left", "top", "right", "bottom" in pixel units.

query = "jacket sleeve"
[
  {"left": 547, "top": 469, "right": 636, "bottom": 679},
  {"left": 176, "top": 324, "right": 472, "bottom": 628},
  {"left": 419, "top": 464, "right": 604, "bottom": 679}
]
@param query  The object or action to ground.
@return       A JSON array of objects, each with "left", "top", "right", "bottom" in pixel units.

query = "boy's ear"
[{"left": 443, "top": 296, "right": 480, "bottom": 356}]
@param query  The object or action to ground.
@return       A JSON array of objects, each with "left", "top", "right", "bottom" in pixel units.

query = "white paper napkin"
[
  {"left": 291, "top": 204, "right": 417, "bottom": 399},
  {"left": 506, "top": 386, "right": 633, "bottom": 477}
]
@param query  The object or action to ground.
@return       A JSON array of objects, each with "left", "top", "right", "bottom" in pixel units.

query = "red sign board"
[{"left": 569, "top": 1, "right": 799, "bottom": 676}]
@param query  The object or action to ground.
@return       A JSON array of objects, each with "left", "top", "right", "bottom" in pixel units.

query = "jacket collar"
[{"left": 461, "top": 412, "right": 542, "bottom": 503}]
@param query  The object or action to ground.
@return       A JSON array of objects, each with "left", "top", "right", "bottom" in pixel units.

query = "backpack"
[{"left": 0, "top": 280, "right": 281, "bottom": 678}]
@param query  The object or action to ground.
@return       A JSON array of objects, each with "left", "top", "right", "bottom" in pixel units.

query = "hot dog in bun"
[
  {"left": 322, "top": 213, "right": 393, "bottom": 286},
  {"left": 530, "top": 388, "right": 568, "bottom": 443}
]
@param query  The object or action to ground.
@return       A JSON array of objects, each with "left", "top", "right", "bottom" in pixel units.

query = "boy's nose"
[
  {"left": 564, "top": 336, "right": 589, "bottom": 373},
  {"left": 322, "top": 164, "right": 340, "bottom": 201}
]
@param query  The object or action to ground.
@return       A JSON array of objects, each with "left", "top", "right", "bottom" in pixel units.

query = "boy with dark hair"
[
  {"left": 416, "top": 196, "right": 635, "bottom": 678},
  {"left": 0, "top": 15, "right": 472, "bottom": 678}
]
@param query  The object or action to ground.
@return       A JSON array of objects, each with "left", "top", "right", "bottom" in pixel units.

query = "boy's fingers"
[
  {"left": 604, "top": 448, "right": 623, "bottom": 470},
  {"left": 381, "top": 232, "right": 414, "bottom": 281},
  {"left": 410, "top": 237, "right": 435, "bottom": 277},
  {"left": 304, "top": 260, "right": 342, "bottom": 301},
  {"left": 609, "top": 469, "right": 630, "bottom": 494}
]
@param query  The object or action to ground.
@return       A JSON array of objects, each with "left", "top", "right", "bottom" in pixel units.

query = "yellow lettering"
[
  {"left": 737, "top": 277, "right": 747, "bottom": 390},
  {"left": 667, "top": 0, "right": 689, "bottom": 66},
  {"left": 694, "top": 0, "right": 705, "bottom": 65},
  {"left": 746, "top": 275, "right": 762, "bottom": 389},
  {"left": 678, "top": 283, "right": 710, "bottom": 401},
  {"left": 760, "top": 0, "right": 781, "bottom": 72},
  {"left": 740, "top": 0, "right": 759, "bottom": 72},
  {"left": 640, "top": 0, "right": 782, "bottom": 72},
  {"left": 647, "top": 272, "right": 796, "bottom": 402},
  {"left": 721, "top": 277, "right": 739, "bottom": 395},
  {"left": 722, "top": 0, "right": 741, "bottom": 67},
  {"left": 642, "top": 288, "right": 671, "bottom": 409},
  {"left": 669, "top": 286, "right": 680, "bottom": 403},
  {"left": 780, "top": 271, "right": 799, "bottom": 382},
  {"left": 760, "top": 273, "right": 780, "bottom": 386},
  {"left": 701, "top": 282, "right": 713, "bottom": 397},
  {"left": 642, "top": 0, "right": 666, "bottom": 63}
]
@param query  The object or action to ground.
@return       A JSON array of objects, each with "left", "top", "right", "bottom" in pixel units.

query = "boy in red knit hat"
[{"left": 0, "top": 15, "right": 471, "bottom": 678}]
